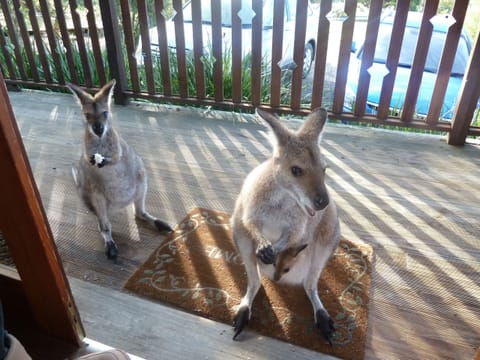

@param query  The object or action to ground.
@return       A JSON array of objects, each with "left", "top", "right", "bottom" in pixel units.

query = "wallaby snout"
[
  {"left": 314, "top": 192, "right": 329, "bottom": 211},
  {"left": 92, "top": 119, "right": 105, "bottom": 138}
]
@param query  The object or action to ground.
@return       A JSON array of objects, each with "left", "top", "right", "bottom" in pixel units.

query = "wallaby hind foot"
[
  {"left": 105, "top": 241, "right": 118, "bottom": 261},
  {"left": 316, "top": 308, "right": 335, "bottom": 346},
  {"left": 232, "top": 306, "right": 249, "bottom": 341}
]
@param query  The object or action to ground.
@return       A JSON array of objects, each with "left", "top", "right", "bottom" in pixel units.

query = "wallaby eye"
[
  {"left": 284, "top": 268, "right": 290, "bottom": 273},
  {"left": 291, "top": 166, "right": 303, "bottom": 177},
  {"left": 103, "top": 111, "right": 108, "bottom": 119}
]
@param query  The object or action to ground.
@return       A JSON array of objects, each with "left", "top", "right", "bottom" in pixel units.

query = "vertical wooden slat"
[
  {"left": 401, "top": 0, "right": 439, "bottom": 122},
  {"left": 332, "top": 0, "right": 357, "bottom": 113},
  {"left": 53, "top": 0, "right": 78, "bottom": 83},
  {"left": 38, "top": 0, "right": 65, "bottom": 84},
  {"left": 24, "top": 0, "right": 52, "bottom": 83},
  {"left": 12, "top": 0, "right": 40, "bottom": 81},
  {"left": 376, "top": 1, "right": 409, "bottom": 119},
  {"left": 311, "top": 0, "right": 331, "bottom": 110},
  {"left": 270, "top": 0, "right": 285, "bottom": 107},
  {"left": 0, "top": 0, "right": 28, "bottom": 81},
  {"left": 0, "top": 1, "right": 27, "bottom": 80},
  {"left": 211, "top": 0, "right": 224, "bottom": 102},
  {"left": 191, "top": 0, "right": 206, "bottom": 99},
  {"left": 0, "top": 3, "right": 25, "bottom": 80},
  {"left": 426, "top": 1, "right": 468, "bottom": 125},
  {"left": 138, "top": 0, "right": 155, "bottom": 94},
  {"left": 98, "top": 0, "right": 128, "bottom": 104},
  {"left": 353, "top": 0, "right": 382, "bottom": 117},
  {"left": 0, "top": 23, "right": 17, "bottom": 80},
  {"left": 0, "top": 73, "right": 84, "bottom": 345},
  {"left": 68, "top": 0, "right": 92, "bottom": 87},
  {"left": 251, "top": 0, "right": 263, "bottom": 106},
  {"left": 448, "top": 31, "right": 480, "bottom": 145},
  {"left": 154, "top": 0, "right": 173, "bottom": 97},
  {"left": 290, "top": 0, "right": 308, "bottom": 110},
  {"left": 119, "top": 0, "right": 140, "bottom": 93},
  {"left": 84, "top": 0, "right": 107, "bottom": 85},
  {"left": 231, "top": 0, "right": 242, "bottom": 103},
  {"left": 173, "top": 0, "right": 189, "bottom": 98}
]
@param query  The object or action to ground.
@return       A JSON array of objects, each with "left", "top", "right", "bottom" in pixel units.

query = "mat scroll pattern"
[{"left": 125, "top": 208, "right": 373, "bottom": 359}]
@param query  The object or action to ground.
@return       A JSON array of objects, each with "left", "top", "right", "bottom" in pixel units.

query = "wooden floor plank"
[
  {"left": 8, "top": 89, "right": 480, "bottom": 359},
  {"left": 70, "top": 277, "right": 337, "bottom": 360}
]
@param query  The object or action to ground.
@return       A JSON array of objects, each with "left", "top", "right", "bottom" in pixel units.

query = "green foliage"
[
  {"left": 136, "top": 43, "right": 293, "bottom": 105},
  {"left": 0, "top": 35, "right": 109, "bottom": 87}
]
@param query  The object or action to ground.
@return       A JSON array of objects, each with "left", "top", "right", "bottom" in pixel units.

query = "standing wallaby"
[
  {"left": 68, "top": 79, "right": 172, "bottom": 261},
  {"left": 231, "top": 108, "right": 340, "bottom": 344}
]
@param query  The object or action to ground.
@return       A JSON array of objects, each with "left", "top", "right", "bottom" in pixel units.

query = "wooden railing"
[{"left": 0, "top": 0, "right": 479, "bottom": 145}]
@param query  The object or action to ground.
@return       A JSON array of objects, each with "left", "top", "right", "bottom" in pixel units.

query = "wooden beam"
[
  {"left": 0, "top": 74, "right": 84, "bottom": 344},
  {"left": 448, "top": 31, "right": 480, "bottom": 145},
  {"left": 98, "top": 0, "right": 129, "bottom": 104}
]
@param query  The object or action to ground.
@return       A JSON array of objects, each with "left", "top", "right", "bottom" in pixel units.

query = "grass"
[
  {"left": 0, "top": 38, "right": 110, "bottom": 86},
  {"left": 0, "top": 31, "right": 303, "bottom": 108},
  {"left": 136, "top": 43, "right": 294, "bottom": 105}
]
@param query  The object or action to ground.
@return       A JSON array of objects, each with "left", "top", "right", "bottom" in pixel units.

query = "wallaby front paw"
[
  {"left": 316, "top": 308, "right": 335, "bottom": 346},
  {"left": 232, "top": 305, "right": 249, "bottom": 340},
  {"left": 256, "top": 243, "right": 275, "bottom": 264},
  {"left": 90, "top": 153, "right": 107, "bottom": 168}
]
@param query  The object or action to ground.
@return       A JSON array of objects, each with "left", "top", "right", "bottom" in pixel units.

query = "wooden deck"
[{"left": 9, "top": 89, "right": 480, "bottom": 359}]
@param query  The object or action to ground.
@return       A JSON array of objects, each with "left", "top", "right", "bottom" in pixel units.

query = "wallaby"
[
  {"left": 68, "top": 79, "right": 172, "bottom": 261},
  {"left": 273, "top": 243, "right": 308, "bottom": 282},
  {"left": 231, "top": 108, "right": 340, "bottom": 344}
]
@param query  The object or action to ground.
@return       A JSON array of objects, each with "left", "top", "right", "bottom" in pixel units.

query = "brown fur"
[{"left": 273, "top": 243, "right": 308, "bottom": 282}]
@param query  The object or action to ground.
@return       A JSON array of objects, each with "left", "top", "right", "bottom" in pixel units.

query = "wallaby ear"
[
  {"left": 298, "top": 108, "right": 328, "bottom": 142},
  {"left": 292, "top": 243, "right": 308, "bottom": 257},
  {"left": 94, "top": 79, "right": 116, "bottom": 107},
  {"left": 256, "top": 108, "right": 289, "bottom": 147},
  {"left": 67, "top": 83, "right": 93, "bottom": 106}
]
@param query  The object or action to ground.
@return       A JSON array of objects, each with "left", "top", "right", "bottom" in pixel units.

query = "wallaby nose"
[
  {"left": 314, "top": 194, "right": 329, "bottom": 210},
  {"left": 92, "top": 122, "right": 104, "bottom": 137}
]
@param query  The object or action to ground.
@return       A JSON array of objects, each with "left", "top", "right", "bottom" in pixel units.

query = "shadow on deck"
[{"left": 9, "top": 89, "right": 480, "bottom": 360}]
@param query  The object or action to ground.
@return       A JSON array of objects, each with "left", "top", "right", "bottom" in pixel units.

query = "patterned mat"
[{"left": 124, "top": 208, "right": 373, "bottom": 359}]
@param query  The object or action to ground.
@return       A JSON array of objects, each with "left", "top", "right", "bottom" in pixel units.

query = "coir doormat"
[{"left": 124, "top": 208, "right": 373, "bottom": 359}]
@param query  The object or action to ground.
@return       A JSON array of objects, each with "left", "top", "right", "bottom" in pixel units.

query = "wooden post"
[
  {"left": 0, "top": 74, "right": 84, "bottom": 344},
  {"left": 448, "top": 31, "right": 480, "bottom": 145},
  {"left": 99, "top": 0, "right": 129, "bottom": 105}
]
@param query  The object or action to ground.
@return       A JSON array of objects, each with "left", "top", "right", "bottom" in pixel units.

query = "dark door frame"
[{"left": 0, "top": 73, "right": 84, "bottom": 345}]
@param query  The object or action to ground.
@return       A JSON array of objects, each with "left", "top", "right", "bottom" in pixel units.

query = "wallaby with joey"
[
  {"left": 231, "top": 108, "right": 340, "bottom": 344},
  {"left": 68, "top": 79, "right": 172, "bottom": 261}
]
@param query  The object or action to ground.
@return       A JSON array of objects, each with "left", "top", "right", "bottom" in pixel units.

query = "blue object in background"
[{"left": 345, "top": 12, "right": 472, "bottom": 120}]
